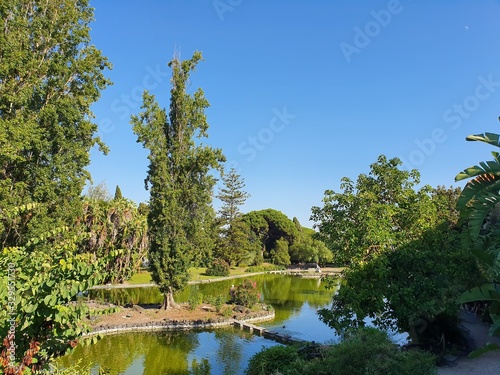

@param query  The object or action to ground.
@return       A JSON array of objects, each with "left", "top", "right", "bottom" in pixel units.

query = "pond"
[{"left": 60, "top": 274, "right": 339, "bottom": 374}]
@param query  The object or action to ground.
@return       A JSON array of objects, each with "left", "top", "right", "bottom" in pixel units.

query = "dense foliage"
[
  {"left": 0, "top": 0, "right": 111, "bottom": 249},
  {"left": 289, "top": 219, "right": 333, "bottom": 265},
  {"left": 245, "top": 328, "right": 437, "bottom": 375},
  {"left": 205, "top": 258, "right": 230, "bottom": 277},
  {"left": 454, "top": 129, "right": 500, "bottom": 337},
  {"left": 81, "top": 197, "right": 148, "bottom": 284},
  {"left": 0, "top": 207, "right": 113, "bottom": 373},
  {"left": 231, "top": 279, "right": 260, "bottom": 308},
  {"left": 0, "top": 0, "right": 112, "bottom": 372},
  {"left": 311, "top": 155, "right": 434, "bottom": 265},
  {"left": 313, "top": 156, "right": 480, "bottom": 347},
  {"left": 132, "top": 51, "right": 225, "bottom": 309}
]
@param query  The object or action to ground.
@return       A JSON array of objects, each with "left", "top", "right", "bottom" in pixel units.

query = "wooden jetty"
[{"left": 233, "top": 320, "right": 304, "bottom": 345}]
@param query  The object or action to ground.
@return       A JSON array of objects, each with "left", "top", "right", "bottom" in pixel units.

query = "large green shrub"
[
  {"left": 245, "top": 345, "right": 300, "bottom": 375},
  {"left": 205, "top": 258, "right": 231, "bottom": 277},
  {"left": 303, "top": 328, "right": 436, "bottom": 375},
  {"left": 245, "top": 328, "right": 437, "bottom": 375},
  {"left": 232, "top": 279, "right": 260, "bottom": 308}
]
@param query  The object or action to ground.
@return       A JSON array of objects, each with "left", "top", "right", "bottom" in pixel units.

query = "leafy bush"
[
  {"left": 205, "top": 258, "right": 230, "bottom": 277},
  {"left": 304, "top": 328, "right": 436, "bottom": 375},
  {"left": 214, "top": 294, "right": 226, "bottom": 313},
  {"left": 188, "top": 292, "right": 203, "bottom": 311},
  {"left": 232, "top": 279, "right": 260, "bottom": 308},
  {"left": 245, "top": 345, "right": 300, "bottom": 375},
  {"left": 245, "top": 328, "right": 437, "bottom": 375}
]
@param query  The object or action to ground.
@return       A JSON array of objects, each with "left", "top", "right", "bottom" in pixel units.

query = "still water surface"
[{"left": 61, "top": 275, "right": 338, "bottom": 374}]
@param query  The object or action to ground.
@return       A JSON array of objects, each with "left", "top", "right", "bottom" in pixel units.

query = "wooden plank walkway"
[{"left": 233, "top": 320, "right": 305, "bottom": 345}]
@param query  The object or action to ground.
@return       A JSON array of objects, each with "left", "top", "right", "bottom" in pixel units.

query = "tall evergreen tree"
[
  {"left": 114, "top": 185, "right": 123, "bottom": 200},
  {"left": 216, "top": 167, "right": 250, "bottom": 225},
  {"left": 132, "top": 51, "right": 224, "bottom": 309},
  {"left": 215, "top": 168, "right": 251, "bottom": 265}
]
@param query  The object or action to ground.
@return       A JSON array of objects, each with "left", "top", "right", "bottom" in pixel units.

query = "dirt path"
[{"left": 438, "top": 311, "right": 500, "bottom": 374}]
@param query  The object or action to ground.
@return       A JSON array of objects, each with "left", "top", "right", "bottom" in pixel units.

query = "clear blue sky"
[{"left": 86, "top": 0, "right": 500, "bottom": 227}]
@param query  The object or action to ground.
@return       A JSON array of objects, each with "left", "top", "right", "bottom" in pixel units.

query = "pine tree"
[
  {"left": 215, "top": 168, "right": 251, "bottom": 265},
  {"left": 132, "top": 51, "right": 224, "bottom": 309},
  {"left": 217, "top": 167, "right": 250, "bottom": 225}
]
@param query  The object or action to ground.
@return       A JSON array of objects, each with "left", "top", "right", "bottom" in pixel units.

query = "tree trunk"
[{"left": 162, "top": 287, "right": 179, "bottom": 310}]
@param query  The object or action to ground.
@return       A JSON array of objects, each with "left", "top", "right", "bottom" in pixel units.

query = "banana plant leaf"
[
  {"left": 457, "top": 283, "right": 500, "bottom": 304},
  {"left": 455, "top": 152, "right": 500, "bottom": 182},
  {"left": 456, "top": 175, "right": 500, "bottom": 240},
  {"left": 468, "top": 342, "right": 500, "bottom": 358},
  {"left": 489, "top": 314, "right": 500, "bottom": 337},
  {"left": 466, "top": 132, "right": 500, "bottom": 148}
]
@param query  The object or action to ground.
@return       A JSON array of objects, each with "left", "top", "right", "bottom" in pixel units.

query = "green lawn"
[
  {"left": 126, "top": 265, "right": 271, "bottom": 285},
  {"left": 126, "top": 271, "right": 153, "bottom": 285}
]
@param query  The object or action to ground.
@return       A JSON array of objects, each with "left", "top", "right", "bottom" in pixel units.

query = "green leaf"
[
  {"left": 457, "top": 284, "right": 500, "bottom": 304},
  {"left": 466, "top": 132, "right": 500, "bottom": 148},
  {"left": 468, "top": 343, "right": 500, "bottom": 358},
  {"left": 24, "top": 303, "right": 38, "bottom": 313}
]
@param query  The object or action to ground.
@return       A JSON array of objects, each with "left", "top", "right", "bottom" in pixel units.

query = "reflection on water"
[
  {"left": 64, "top": 275, "right": 338, "bottom": 375},
  {"left": 59, "top": 329, "right": 279, "bottom": 375}
]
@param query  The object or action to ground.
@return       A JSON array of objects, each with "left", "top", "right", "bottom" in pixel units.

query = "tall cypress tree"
[
  {"left": 114, "top": 185, "right": 123, "bottom": 200},
  {"left": 132, "top": 51, "right": 224, "bottom": 309}
]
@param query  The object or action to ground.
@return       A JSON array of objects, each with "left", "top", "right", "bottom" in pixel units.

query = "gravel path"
[{"left": 438, "top": 311, "right": 500, "bottom": 375}]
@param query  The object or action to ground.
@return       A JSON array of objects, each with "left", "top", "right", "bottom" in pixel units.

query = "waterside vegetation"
[{"left": 1, "top": 1, "right": 500, "bottom": 374}]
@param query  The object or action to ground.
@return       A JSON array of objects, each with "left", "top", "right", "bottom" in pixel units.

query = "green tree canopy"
[
  {"left": 242, "top": 209, "right": 298, "bottom": 258},
  {"left": 132, "top": 51, "right": 224, "bottom": 309},
  {"left": 314, "top": 156, "right": 481, "bottom": 347},
  {"left": 81, "top": 197, "right": 148, "bottom": 283},
  {"left": 311, "top": 155, "right": 433, "bottom": 265},
  {"left": 0, "top": 0, "right": 112, "bottom": 369},
  {"left": 289, "top": 226, "right": 333, "bottom": 265},
  {"left": 0, "top": 0, "right": 112, "bottom": 248}
]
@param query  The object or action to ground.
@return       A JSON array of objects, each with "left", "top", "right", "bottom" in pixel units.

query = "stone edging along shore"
[{"left": 84, "top": 310, "right": 275, "bottom": 337}]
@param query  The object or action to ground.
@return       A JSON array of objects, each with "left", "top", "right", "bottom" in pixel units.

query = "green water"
[{"left": 63, "top": 275, "right": 338, "bottom": 375}]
